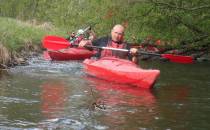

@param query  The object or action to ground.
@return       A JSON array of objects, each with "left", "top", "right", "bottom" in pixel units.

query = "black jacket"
[{"left": 92, "top": 36, "right": 132, "bottom": 59}]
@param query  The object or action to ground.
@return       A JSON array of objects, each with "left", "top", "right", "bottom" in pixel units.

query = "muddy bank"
[{"left": 0, "top": 43, "right": 43, "bottom": 69}]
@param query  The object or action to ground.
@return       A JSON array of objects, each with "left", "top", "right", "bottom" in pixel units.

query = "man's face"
[{"left": 111, "top": 27, "right": 124, "bottom": 42}]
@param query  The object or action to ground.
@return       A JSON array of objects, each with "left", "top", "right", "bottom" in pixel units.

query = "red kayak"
[
  {"left": 47, "top": 47, "right": 95, "bottom": 61},
  {"left": 83, "top": 57, "right": 160, "bottom": 89}
]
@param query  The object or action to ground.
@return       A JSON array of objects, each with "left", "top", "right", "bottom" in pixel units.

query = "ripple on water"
[
  {"left": 0, "top": 96, "right": 39, "bottom": 104},
  {"left": 0, "top": 120, "right": 37, "bottom": 130},
  {"left": 39, "top": 118, "right": 86, "bottom": 130},
  {"left": 9, "top": 56, "right": 85, "bottom": 77}
]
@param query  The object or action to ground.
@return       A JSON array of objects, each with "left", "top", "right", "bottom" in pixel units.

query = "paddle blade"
[
  {"left": 162, "top": 54, "right": 194, "bottom": 64},
  {"left": 42, "top": 35, "right": 70, "bottom": 50}
]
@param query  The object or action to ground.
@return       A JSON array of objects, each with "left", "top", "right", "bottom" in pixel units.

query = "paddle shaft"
[
  {"left": 84, "top": 45, "right": 194, "bottom": 63},
  {"left": 85, "top": 45, "right": 162, "bottom": 56},
  {"left": 43, "top": 35, "right": 194, "bottom": 64}
]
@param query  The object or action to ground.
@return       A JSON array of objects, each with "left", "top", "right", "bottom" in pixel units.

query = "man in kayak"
[{"left": 79, "top": 24, "right": 138, "bottom": 63}]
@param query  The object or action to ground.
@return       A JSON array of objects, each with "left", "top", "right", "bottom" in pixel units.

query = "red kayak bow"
[{"left": 42, "top": 35, "right": 194, "bottom": 64}]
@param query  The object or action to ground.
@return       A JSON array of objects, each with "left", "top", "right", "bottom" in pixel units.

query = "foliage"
[
  {"left": 0, "top": 0, "right": 210, "bottom": 48},
  {"left": 0, "top": 17, "right": 65, "bottom": 50},
  {"left": 148, "top": 0, "right": 210, "bottom": 46}
]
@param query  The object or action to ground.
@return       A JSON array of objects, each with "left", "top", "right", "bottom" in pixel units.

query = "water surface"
[{"left": 0, "top": 56, "right": 210, "bottom": 130}]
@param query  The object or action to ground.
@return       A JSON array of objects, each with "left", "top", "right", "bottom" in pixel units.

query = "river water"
[{"left": 0, "top": 56, "right": 210, "bottom": 130}]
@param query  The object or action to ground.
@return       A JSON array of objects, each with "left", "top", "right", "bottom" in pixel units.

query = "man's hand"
[
  {"left": 78, "top": 40, "right": 92, "bottom": 47},
  {"left": 130, "top": 48, "right": 138, "bottom": 63},
  {"left": 130, "top": 48, "right": 138, "bottom": 55}
]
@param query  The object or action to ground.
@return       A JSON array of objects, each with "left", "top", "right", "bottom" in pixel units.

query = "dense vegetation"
[
  {"left": 0, "top": 17, "right": 64, "bottom": 50},
  {"left": 0, "top": 17, "right": 65, "bottom": 67},
  {"left": 1, "top": 0, "right": 209, "bottom": 46}
]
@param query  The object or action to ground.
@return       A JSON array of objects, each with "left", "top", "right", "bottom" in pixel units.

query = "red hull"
[
  {"left": 83, "top": 57, "right": 160, "bottom": 89},
  {"left": 47, "top": 48, "right": 94, "bottom": 61}
]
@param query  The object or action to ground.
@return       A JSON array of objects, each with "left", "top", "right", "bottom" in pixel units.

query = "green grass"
[
  {"left": 0, "top": 17, "right": 65, "bottom": 51},
  {"left": 1, "top": 0, "right": 209, "bottom": 51}
]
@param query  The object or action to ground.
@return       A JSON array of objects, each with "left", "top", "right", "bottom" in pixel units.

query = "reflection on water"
[
  {"left": 0, "top": 56, "right": 210, "bottom": 129},
  {"left": 85, "top": 76, "right": 159, "bottom": 128},
  {"left": 154, "top": 85, "right": 191, "bottom": 128},
  {"left": 40, "top": 80, "right": 67, "bottom": 119},
  {"left": 38, "top": 80, "right": 88, "bottom": 130},
  {"left": 86, "top": 76, "right": 156, "bottom": 107}
]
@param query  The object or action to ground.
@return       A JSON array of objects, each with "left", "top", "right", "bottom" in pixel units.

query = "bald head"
[
  {"left": 111, "top": 24, "right": 125, "bottom": 42},
  {"left": 112, "top": 24, "right": 125, "bottom": 33}
]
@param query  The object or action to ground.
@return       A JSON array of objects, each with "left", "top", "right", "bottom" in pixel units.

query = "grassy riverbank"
[
  {"left": 0, "top": 17, "right": 65, "bottom": 68},
  {"left": 0, "top": 17, "right": 65, "bottom": 50}
]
